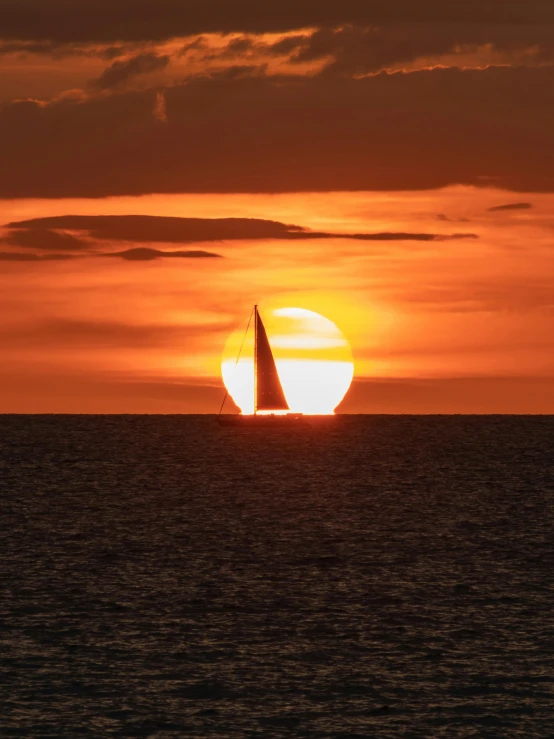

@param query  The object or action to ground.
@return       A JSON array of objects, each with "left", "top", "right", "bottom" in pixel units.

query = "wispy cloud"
[
  {"left": 92, "top": 52, "right": 170, "bottom": 90},
  {"left": 0, "top": 251, "right": 75, "bottom": 261},
  {"left": 488, "top": 202, "right": 533, "bottom": 212},
  {"left": 0, "top": 318, "right": 231, "bottom": 348}
]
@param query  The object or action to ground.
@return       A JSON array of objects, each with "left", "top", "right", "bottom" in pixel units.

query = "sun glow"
[{"left": 221, "top": 307, "right": 354, "bottom": 415}]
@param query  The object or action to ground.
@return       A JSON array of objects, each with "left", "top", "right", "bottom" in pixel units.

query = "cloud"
[
  {"left": 488, "top": 202, "right": 533, "bottom": 212},
  {"left": 0, "top": 39, "right": 147, "bottom": 58},
  {"left": 0, "top": 251, "right": 75, "bottom": 261},
  {"left": 282, "top": 24, "right": 554, "bottom": 76},
  {"left": 107, "top": 247, "right": 222, "bottom": 260},
  {"left": 1, "top": 220, "right": 226, "bottom": 260},
  {"left": 0, "top": 40, "right": 78, "bottom": 56},
  {"left": 7, "top": 216, "right": 305, "bottom": 241},
  {"left": 167, "top": 23, "right": 554, "bottom": 82},
  {"left": 224, "top": 37, "right": 255, "bottom": 55},
  {"left": 7, "top": 215, "right": 478, "bottom": 244},
  {"left": 6, "top": 23, "right": 554, "bottom": 79},
  {"left": 1, "top": 67, "right": 553, "bottom": 197},
  {"left": 436, "top": 213, "right": 471, "bottom": 223},
  {"left": 269, "top": 35, "right": 308, "bottom": 56},
  {"left": 0, "top": 318, "right": 228, "bottom": 348},
  {"left": 208, "top": 64, "right": 267, "bottom": 81},
  {"left": 92, "top": 52, "right": 170, "bottom": 89},
  {"left": 346, "top": 232, "right": 478, "bottom": 242},
  {"left": 3, "top": 228, "right": 89, "bottom": 251},
  {"left": 1, "top": 2, "right": 554, "bottom": 44}
]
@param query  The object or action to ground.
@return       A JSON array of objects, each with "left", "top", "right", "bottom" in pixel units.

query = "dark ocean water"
[{"left": 1, "top": 415, "right": 553, "bottom": 738}]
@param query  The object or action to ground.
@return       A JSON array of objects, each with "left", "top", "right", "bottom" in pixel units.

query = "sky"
[{"left": 1, "top": 0, "right": 554, "bottom": 413}]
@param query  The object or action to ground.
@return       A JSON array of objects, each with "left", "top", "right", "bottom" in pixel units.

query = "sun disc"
[{"left": 221, "top": 307, "right": 354, "bottom": 414}]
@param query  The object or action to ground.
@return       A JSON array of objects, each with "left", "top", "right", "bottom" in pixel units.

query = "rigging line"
[
  {"left": 217, "top": 306, "right": 255, "bottom": 418},
  {"left": 207, "top": 307, "right": 255, "bottom": 497}
]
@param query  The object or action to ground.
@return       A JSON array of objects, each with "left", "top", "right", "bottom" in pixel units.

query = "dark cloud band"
[
  {"left": 6, "top": 215, "right": 478, "bottom": 246},
  {"left": 1, "top": 67, "right": 553, "bottom": 198},
  {"left": 1, "top": 1, "right": 553, "bottom": 43}
]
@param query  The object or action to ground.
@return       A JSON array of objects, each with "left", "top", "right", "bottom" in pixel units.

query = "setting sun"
[{"left": 221, "top": 307, "right": 354, "bottom": 415}]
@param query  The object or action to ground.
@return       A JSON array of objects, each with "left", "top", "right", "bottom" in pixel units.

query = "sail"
[{"left": 255, "top": 309, "right": 290, "bottom": 412}]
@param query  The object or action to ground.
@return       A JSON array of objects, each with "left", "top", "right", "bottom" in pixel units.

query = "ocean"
[{"left": 1, "top": 415, "right": 553, "bottom": 737}]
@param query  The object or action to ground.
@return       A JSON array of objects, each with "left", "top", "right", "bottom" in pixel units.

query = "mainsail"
[{"left": 255, "top": 307, "right": 290, "bottom": 412}]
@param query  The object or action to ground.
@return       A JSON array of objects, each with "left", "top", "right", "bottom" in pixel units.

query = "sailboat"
[{"left": 218, "top": 305, "right": 311, "bottom": 426}]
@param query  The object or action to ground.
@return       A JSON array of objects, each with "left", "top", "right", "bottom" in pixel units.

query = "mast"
[{"left": 254, "top": 304, "right": 258, "bottom": 415}]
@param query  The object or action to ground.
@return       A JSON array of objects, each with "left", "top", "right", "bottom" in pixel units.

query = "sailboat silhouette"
[{"left": 219, "top": 305, "right": 312, "bottom": 426}]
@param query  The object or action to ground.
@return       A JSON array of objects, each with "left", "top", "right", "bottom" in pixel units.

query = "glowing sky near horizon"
[{"left": 1, "top": 187, "right": 553, "bottom": 413}]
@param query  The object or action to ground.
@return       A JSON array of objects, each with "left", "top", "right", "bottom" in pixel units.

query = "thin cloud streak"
[
  {"left": 0, "top": 251, "right": 75, "bottom": 261},
  {"left": 106, "top": 248, "right": 223, "bottom": 260},
  {"left": 7, "top": 215, "right": 479, "bottom": 245},
  {"left": 0, "top": 318, "right": 234, "bottom": 348},
  {"left": 488, "top": 202, "right": 533, "bottom": 212}
]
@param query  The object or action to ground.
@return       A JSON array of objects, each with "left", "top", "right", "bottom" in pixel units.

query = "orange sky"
[
  {"left": 1, "top": 3, "right": 554, "bottom": 412},
  {"left": 2, "top": 188, "right": 554, "bottom": 412}
]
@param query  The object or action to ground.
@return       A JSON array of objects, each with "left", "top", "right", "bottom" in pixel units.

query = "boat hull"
[{"left": 218, "top": 414, "right": 333, "bottom": 427}]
